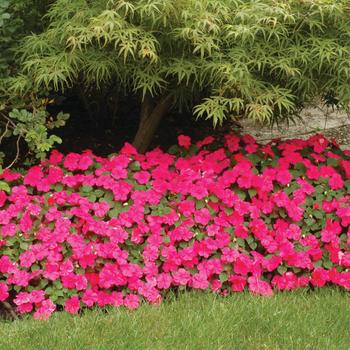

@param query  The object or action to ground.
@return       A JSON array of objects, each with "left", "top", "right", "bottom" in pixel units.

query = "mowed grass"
[{"left": 1, "top": 288, "right": 350, "bottom": 350}]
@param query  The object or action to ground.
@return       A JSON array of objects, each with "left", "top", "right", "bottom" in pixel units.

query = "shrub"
[
  {"left": 0, "top": 133, "right": 350, "bottom": 319},
  {"left": 7, "top": 0, "right": 350, "bottom": 152},
  {"left": 0, "top": 0, "right": 64, "bottom": 168}
]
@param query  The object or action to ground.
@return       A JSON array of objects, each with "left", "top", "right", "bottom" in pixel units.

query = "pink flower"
[
  {"left": 124, "top": 294, "right": 140, "bottom": 310},
  {"left": 23, "top": 166, "right": 43, "bottom": 187},
  {"left": 196, "top": 136, "right": 214, "bottom": 148},
  {"left": 229, "top": 275, "right": 246, "bottom": 292},
  {"left": 172, "top": 268, "right": 191, "bottom": 286},
  {"left": 311, "top": 268, "right": 329, "bottom": 287},
  {"left": 82, "top": 289, "right": 98, "bottom": 307},
  {"left": 262, "top": 256, "right": 282, "bottom": 272},
  {"left": 18, "top": 303, "right": 33, "bottom": 314},
  {"left": 33, "top": 299, "right": 56, "bottom": 320},
  {"left": 329, "top": 174, "right": 344, "bottom": 190},
  {"left": 8, "top": 269, "right": 31, "bottom": 287},
  {"left": 178, "top": 200, "right": 195, "bottom": 217},
  {"left": 120, "top": 142, "right": 138, "bottom": 156},
  {"left": 321, "top": 219, "right": 341, "bottom": 243},
  {"left": 99, "top": 263, "right": 127, "bottom": 288},
  {"left": 30, "top": 290, "right": 45, "bottom": 303},
  {"left": 0, "top": 256, "right": 15, "bottom": 273},
  {"left": 194, "top": 208, "right": 211, "bottom": 225},
  {"left": 0, "top": 283, "right": 9, "bottom": 301},
  {"left": 248, "top": 276, "right": 273, "bottom": 296},
  {"left": 191, "top": 273, "right": 209, "bottom": 289},
  {"left": 19, "top": 250, "right": 36, "bottom": 268},
  {"left": 157, "top": 273, "right": 172, "bottom": 289},
  {"left": 276, "top": 169, "right": 291, "bottom": 185},
  {"left": 19, "top": 211, "right": 33, "bottom": 233},
  {"left": 64, "top": 296, "right": 80, "bottom": 314},
  {"left": 178, "top": 135, "right": 191, "bottom": 149},
  {"left": 0, "top": 191, "right": 6, "bottom": 208},
  {"left": 48, "top": 150, "right": 64, "bottom": 164},
  {"left": 233, "top": 255, "right": 252, "bottom": 276},
  {"left": 134, "top": 171, "right": 151, "bottom": 184},
  {"left": 225, "top": 134, "right": 240, "bottom": 152}
]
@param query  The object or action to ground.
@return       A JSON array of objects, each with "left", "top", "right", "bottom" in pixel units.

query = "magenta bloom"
[
  {"left": 178, "top": 135, "right": 191, "bottom": 149},
  {"left": 64, "top": 296, "right": 80, "bottom": 314}
]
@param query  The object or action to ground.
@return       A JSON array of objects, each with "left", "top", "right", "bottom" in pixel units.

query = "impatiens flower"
[
  {"left": 157, "top": 273, "right": 172, "bottom": 289},
  {"left": 33, "top": 299, "right": 56, "bottom": 320},
  {"left": 329, "top": 174, "right": 344, "bottom": 190},
  {"left": 64, "top": 296, "right": 80, "bottom": 314},
  {"left": 19, "top": 250, "right": 36, "bottom": 268},
  {"left": 0, "top": 283, "right": 9, "bottom": 301},
  {"left": 124, "top": 294, "right": 140, "bottom": 310},
  {"left": 191, "top": 272, "right": 209, "bottom": 289},
  {"left": 134, "top": 171, "right": 151, "bottom": 184},
  {"left": 234, "top": 255, "right": 252, "bottom": 276},
  {"left": 276, "top": 169, "right": 291, "bottom": 185},
  {"left": 178, "top": 200, "right": 195, "bottom": 217},
  {"left": 311, "top": 268, "right": 329, "bottom": 287},
  {"left": 0, "top": 191, "right": 6, "bottom": 208},
  {"left": 248, "top": 276, "right": 273, "bottom": 296},
  {"left": 178, "top": 135, "right": 191, "bottom": 149},
  {"left": 229, "top": 275, "right": 246, "bottom": 292},
  {"left": 48, "top": 150, "right": 64, "bottom": 165},
  {"left": 82, "top": 289, "right": 98, "bottom": 307},
  {"left": 321, "top": 219, "right": 341, "bottom": 243},
  {"left": 272, "top": 272, "right": 299, "bottom": 290},
  {"left": 1, "top": 132, "right": 350, "bottom": 318},
  {"left": 172, "top": 268, "right": 191, "bottom": 286},
  {"left": 196, "top": 136, "right": 215, "bottom": 148},
  {"left": 194, "top": 208, "right": 211, "bottom": 225}
]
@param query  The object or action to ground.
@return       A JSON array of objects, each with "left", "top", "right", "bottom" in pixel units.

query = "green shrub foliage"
[
  {"left": 2, "top": 0, "right": 350, "bottom": 158},
  {"left": 0, "top": 0, "right": 66, "bottom": 167},
  {"left": 11, "top": 0, "right": 350, "bottom": 124}
]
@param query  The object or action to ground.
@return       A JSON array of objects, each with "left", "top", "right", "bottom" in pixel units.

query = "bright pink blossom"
[{"left": 64, "top": 296, "right": 80, "bottom": 314}]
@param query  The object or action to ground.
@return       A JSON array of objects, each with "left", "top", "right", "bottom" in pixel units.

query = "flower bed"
[{"left": 0, "top": 133, "right": 350, "bottom": 319}]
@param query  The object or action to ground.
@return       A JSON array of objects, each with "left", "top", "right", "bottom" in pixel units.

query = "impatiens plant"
[{"left": 0, "top": 132, "right": 350, "bottom": 319}]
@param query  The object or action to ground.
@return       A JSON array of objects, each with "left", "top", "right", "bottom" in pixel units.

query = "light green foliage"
[
  {"left": 0, "top": 0, "right": 66, "bottom": 167},
  {"left": 0, "top": 106, "right": 69, "bottom": 167},
  {"left": 10, "top": 0, "right": 350, "bottom": 128}
]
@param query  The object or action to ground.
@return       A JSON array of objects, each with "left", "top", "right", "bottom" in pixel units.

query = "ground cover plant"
[{"left": 0, "top": 133, "right": 350, "bottom": 319}]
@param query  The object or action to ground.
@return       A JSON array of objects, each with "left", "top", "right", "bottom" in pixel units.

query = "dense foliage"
[
  {"left": 1, "top": 0, "right": 349, "bottom": 154},
  {"left": 0, "top": 0, "right": 68, "bottom": 167},
  {"left": 0, "top": 133, "right": 350, "bottom": 319}
]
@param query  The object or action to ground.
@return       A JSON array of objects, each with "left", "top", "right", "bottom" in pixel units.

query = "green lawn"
[{"left": 1, "top": 288, "right": 349, "bottom": 350}]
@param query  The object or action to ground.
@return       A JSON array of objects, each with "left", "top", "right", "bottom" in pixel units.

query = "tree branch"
[
  {"left": 0, "top": 121, "right": 10, "bottom": 144},
  {"left": 5, "top": 136, "right": 22, "bottom": 169}
]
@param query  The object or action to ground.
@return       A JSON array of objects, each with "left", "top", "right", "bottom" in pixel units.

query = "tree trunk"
[{"left": 133, "top": 94, "right": 173, "bottom": 153}]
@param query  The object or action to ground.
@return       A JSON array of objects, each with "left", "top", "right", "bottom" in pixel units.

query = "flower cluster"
[{"left": 0, "top": 133, "right": 350, "bottom": 319}]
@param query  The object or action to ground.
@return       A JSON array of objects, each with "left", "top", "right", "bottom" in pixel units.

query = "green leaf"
[
  {"left": 248, "top": 188, "right": 257, "bottom": 198},
  {"left": 219, "top": 272, "right": 228, "bottom": 282},
  {"left": 195, "top": 200, "right": 206, "bottom": 210},
  {"left": 0, "top": 181, "right": 10, "bottom": 193},
  {"left": 277, "top": 265, "right": 287, "bottom": 275},
  {"left": 327, "top": 158, "right": 338, "bottom": 167},
  {"left": 109, "top": 209, "right": 120, "bottom": 218},
  {"left": 19, "top": 242, "right": 29, "bottom": 250},
  {"left": 323, "top": 260, "right": 333, "bottom": 269},
  {"left": 81, "top": 185, "right": 93, "bottom": 193}
]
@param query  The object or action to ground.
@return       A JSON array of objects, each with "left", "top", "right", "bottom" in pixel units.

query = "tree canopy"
[{"left": 2, "top": 0, "right": 350, "bottom": 155}]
